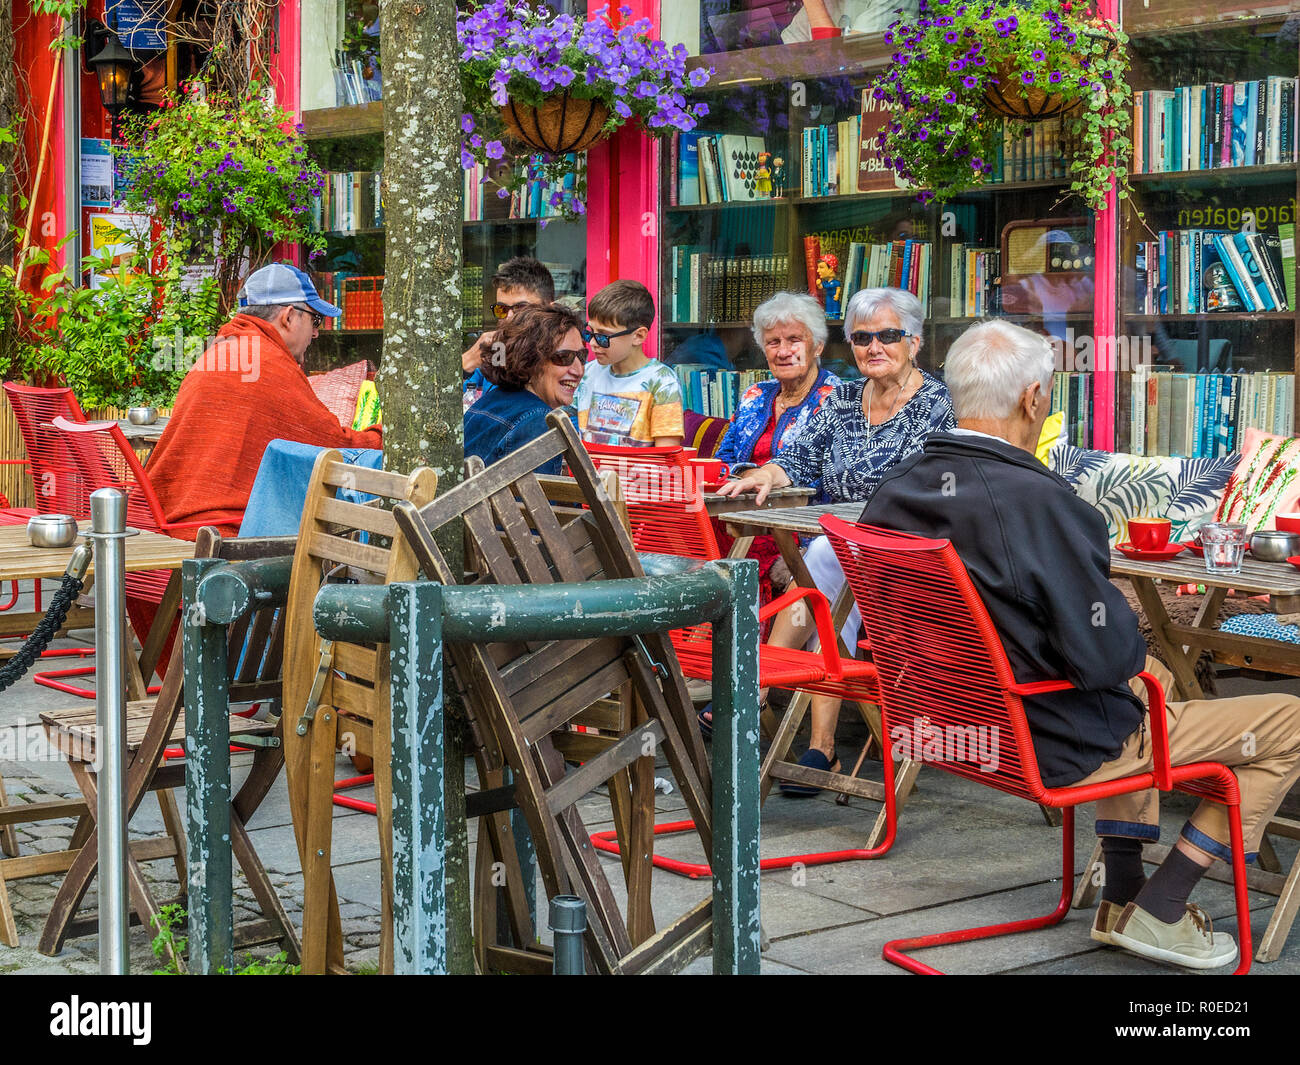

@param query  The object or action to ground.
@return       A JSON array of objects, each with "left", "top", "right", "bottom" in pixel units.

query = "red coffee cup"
[
  {"left": 1128, "top": 516, "right": 1171, "bottom": 551},
  {"left": 690, "top": 457, "right": 730, "bottom": 485}
]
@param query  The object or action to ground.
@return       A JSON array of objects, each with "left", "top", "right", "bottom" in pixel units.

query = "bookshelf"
[
  {"left": 1116, "top": 19, "right": 1300, "bottom": 457},
  {"left": 660, "top": 53, "right": 1096, "bottom": 440},
  {"left": 299, "top": 102, "right": 589, "bottom": 371}
]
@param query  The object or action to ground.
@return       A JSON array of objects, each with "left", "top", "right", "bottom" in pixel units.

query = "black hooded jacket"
[{"left": 860, "top": 431, "right": 1147, "bottom": 787}]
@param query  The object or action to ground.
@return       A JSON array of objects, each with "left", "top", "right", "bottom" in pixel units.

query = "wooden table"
[
  {"left": 0, "top": 524, "right": 196, "bottom": 698},
  {"left": 704, "top": 486, "right": 817, "bottom": 560},
  {"left": 1110, "top": 549, "right": 1300, "bottom": 701},
  {"left": 1079, "top": 548, "right": 1300, "bottom": 963},
  {"left": 115, "top": 416, "right": 169, "bottom": 445},
  {"left": 722, "top": 500, "right": 863, "bottom": 583}
]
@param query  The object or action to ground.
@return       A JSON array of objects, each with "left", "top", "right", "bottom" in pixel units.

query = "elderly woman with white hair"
[
  {"left": 717, "top": 291, "right": 840, "bottom": 484},
  {"left": 716, "top": 286, "right": 955, "bottom": 792}
]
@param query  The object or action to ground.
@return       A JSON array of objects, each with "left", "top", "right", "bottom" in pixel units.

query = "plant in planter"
[
  {"left": 120, "top": 85, "right": 326, "bottom": 313},
  {"left": 870, "top": 0, "right": 1131, "bottom": 211},
  {"left": 459, "top": 1, "right": 713, "bottom": 219}
]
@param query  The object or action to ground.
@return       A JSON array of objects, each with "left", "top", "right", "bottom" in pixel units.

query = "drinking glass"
[{"left": 1200, "top": 522, "right": 1247, "bottom": 575}]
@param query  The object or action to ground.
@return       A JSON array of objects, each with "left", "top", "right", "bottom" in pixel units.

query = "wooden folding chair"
[
  {"left": 392, "top": 413, "right": 720, "bottom": 975},
  {"left": 281, "top": 452, "right": 437, "bottom": 975},
  {"left": 33, "top": 530, "right": 298, "bottom": 964}
]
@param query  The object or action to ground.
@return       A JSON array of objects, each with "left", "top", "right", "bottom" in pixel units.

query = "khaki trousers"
[{"left": 1074, "top": 658, "right": 1300, "bottom": 862}]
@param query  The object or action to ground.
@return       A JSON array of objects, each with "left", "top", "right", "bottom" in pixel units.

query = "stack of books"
[
  {"left": 671, "top": 132, "right": 771, "bottom": 205},
  {"left": 312, "top": 171, "right": 384, "bottom": 233},
  {"left": 1132, "top": 78, "right": 1297, "bottom": 173},
  {"left": 668, "top": 248, "right": 790, "bottom": 324},
  {"left": 312, "top": 271, "right": 356, "bottom": 330},
  {"left": 1129, "top": 369, "right": 1296, "bottom": 456},
  {"left": 948, "top": 245, "right": 1003, "bottom": 317},
  {"left": 802, "top": 235, "right": 931, "bottom": 316},
  {"left": 463, "top": 155, "right": 583, "bottom": 220},
  {"left": 333, "top": 53, "right": 382, "bottom": 106},
  {"left": 1050, "top": 372, "right": 1093, "bottom": 447},
  {"left": 673, "top": 364, "right": 772, "bottom": 418},
  {"left": 1135, "top": 229, "right": 1292, "bottom": 314}
]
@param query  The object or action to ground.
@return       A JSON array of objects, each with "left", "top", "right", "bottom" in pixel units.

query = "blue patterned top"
[
  {"left": 717, "top": 366, "right": 841, "bottom": 479},
  {"left": 772, "top": 370, "right": 956, "bottom": 504}
]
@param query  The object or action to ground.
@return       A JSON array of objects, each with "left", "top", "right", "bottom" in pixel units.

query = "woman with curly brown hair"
[{"left": 464, "top": 303, "right": 588, "bottom": 476}]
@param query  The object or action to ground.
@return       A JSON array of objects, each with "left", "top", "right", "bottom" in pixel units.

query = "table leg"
[
  {"left": 1129, "top": 575, "right": 1205, "bottom": 700},
  {"left": 725, "top": 535, "right": 755, "bottom": 560}
]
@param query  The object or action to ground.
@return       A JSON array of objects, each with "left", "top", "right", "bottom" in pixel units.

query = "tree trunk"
[{"left": 378, "top": 0, "right": 473, "bottom": 975}]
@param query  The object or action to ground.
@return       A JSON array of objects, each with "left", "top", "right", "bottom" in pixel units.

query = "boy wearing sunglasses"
[{"left": 574, "top": 280, "right": 683, "bottom": 447}]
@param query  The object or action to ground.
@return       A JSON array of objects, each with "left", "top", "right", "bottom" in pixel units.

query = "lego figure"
[
  {"left": 816, "top": 253, "right": 842, "bottom": 318},
  {"left": 755, "top": 152, "right": 773, "bottom": 198},
  {"left": 770, "top": 154, "right": 786, "bottom": 198}
]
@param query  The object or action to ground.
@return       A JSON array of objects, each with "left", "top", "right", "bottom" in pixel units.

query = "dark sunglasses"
[
  {"left": 294, "top": 304, "right": 324, "bottom": 329},
  {"left": 849, "top": 328, "right": 911, "bottom": 347},
  {"left": 581, "top": 325, "right": 636, "bottom": 348},
  {"left": 548, "top": 347, "right": 588, "bottom": 367},
  {"left": 492, "top": 300, "right": 536, "bottom": 320}
]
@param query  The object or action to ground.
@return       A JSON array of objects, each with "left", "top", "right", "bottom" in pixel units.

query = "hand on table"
[{"left": 713, "top": 464, "right": 789, "bottom": 506}]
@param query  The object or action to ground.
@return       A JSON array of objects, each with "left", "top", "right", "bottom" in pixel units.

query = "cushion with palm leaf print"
[
  {"left": 1051, "top": 445, "right": 1238, "bottom": 545},
  {"left": 1214, "top": 428, "right": 1300, "bottom": 534}
]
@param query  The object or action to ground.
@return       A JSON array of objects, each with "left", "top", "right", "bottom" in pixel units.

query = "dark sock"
[
  {"left": 1133, "top": 846, "right": 1208, "bottom": 924},
  {"left": 1100, "top": 836, "right": 1146, "bottom": 905}
]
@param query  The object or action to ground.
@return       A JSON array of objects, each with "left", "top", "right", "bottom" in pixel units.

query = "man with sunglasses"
[
  {"left": 461, "top": 257, "right": 556, "bottom": 407},
  {"left": 148, "top": 262, "right": 383, "bottom": 537}
]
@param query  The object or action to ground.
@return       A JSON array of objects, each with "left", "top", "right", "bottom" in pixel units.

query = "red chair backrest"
[
  {"left": 584, "top": 442, "right": 720, "bottom": 561},
  {"left": 51, "top": 416, "right": 169, "bottom": 533},
  {"left": 821, "top": 515, "right": 1049, "bottom": 802},
  {"left": 3, "top": 382, "right": 88, "bottom": 515}
]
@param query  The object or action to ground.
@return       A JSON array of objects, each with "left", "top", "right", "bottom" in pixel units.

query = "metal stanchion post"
[
  {"left": 549, "top": 895, "right": 586, "bottom": 975},
  {"left": 89, "top": 488, "right": 133, "bottom": 974}
]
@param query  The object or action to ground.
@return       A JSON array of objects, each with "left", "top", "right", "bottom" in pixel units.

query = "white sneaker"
[{"left": 1110, "top": 902, "right": 1239, "bottom": 970}]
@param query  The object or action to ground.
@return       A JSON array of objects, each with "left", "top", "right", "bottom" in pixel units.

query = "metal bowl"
[
  {"left": 126, "top": 406, "right": 158, "bottom": 425},
  {"left": 27, "top": 514, "right": 79, "bottom": 549},
  {"left": 1249, "top": 530, "right": 1300, "bottom": 562}
]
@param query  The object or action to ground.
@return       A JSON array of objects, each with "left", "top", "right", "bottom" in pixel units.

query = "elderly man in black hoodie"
[{"left": 861, "top": 319, "right": 1300, "bottom": 970}]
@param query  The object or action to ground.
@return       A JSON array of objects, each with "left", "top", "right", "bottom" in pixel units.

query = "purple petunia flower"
[
  {"left": 949, "top": 59, "right": 965, "bottom": 71},
  {"left": 1021, "top": 71, "right": 1035, "bottom": 84},
  {"left": 1049, "top": 71, "right": 1062, "bottom": 83},
  {"left": 962, "top": 75, "right": 978, "bottom": 88},
  {"left": 944, "top": 91, "right": 957, "bottom": 103},
  {"left": 1031, "top": 49, "right": 1045, "bottom": 62}
]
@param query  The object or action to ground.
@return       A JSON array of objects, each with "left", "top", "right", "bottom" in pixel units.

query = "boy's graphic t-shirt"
[{"left": 575, "top": 360, "right": 685, "bottom": 446}]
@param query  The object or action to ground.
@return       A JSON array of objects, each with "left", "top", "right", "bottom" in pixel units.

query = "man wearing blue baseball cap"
[{"left": 148, "top": 262, "right": 383, "bottom": 537}]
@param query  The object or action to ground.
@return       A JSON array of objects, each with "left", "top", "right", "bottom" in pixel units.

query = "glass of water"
[{"left": 1200, "top": 522, "right": 1247, "bottom": 575}]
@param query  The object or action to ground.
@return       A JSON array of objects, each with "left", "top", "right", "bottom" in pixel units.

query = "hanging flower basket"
[
  {"left": 983, "top": 58, "right": 1079, "bottom": 120},
  {"left": 498, "top": 93, "right": 612, "bottom": 154},
  {"left": 870, "top": 0, "right": 1132, "bottom": 212},
  {"left": 460, "top": 1, "right": 713, "bottom": 220}
]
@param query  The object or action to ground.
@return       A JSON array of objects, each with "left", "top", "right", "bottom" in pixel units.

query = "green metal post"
[
  {"left": 387, "top": 582, "right": 448, "bottom": 974},
  {"left": 181, "top": 556, "right": 234, "bottom": 975},
  {"left": 709, "top": 559, "right": 762, "bottom": 975}
]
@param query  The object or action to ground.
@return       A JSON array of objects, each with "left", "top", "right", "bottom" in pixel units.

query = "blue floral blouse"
[
  {"left": 717, "top": 366, "right": 841, "bottom": 475},
  {"left": 772, "top": 371, "right": 956, "bottom": 504}
]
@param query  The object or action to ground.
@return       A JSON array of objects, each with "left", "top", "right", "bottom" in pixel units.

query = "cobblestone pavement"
[{"left": 5, "top": 617, "right": 1300, "bottom": 976}]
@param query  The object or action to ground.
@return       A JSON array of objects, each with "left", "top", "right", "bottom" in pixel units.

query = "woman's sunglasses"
[
  {"left": 581, "top": 325, "right": 636, "bottom": 348},
  {"left": 849, "top": 328, "right": 912, "bottom": 347},
  {"left": 548, "top": 347, "right": 588, "bottom": 367}
]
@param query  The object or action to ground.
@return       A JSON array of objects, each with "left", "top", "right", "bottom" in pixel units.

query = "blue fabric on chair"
[
  {"left": 241, "top": 439, "right": 383, "bottom": 536},
  {"left": 1219, "top": 612, "right": 1300, "bottom": 644}
]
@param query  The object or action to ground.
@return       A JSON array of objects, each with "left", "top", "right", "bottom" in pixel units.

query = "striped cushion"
[{"left": 683, "top": 412, "right": 730, "bottom": 458}]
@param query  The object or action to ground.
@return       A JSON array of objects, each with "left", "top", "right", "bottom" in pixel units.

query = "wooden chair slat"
[{"left": 316, "top": 494, "right": 398, "bottom": 537}]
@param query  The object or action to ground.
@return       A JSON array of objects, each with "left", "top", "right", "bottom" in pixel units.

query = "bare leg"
[
  {"left": 760, "top": 601, "right": 819, "bottom": 705},
  {"left": 808, "top": 695, "right": 841, "bottom": 761}
]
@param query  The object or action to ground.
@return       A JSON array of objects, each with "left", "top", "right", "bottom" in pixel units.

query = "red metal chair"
[
  {"left": 820, "top": 514, "right": 1252, "bottom": 975},
  {"left": 42, "top": 417, "right": 210, "bottom": 697},
  {"left": 583, "top": 442, "right": 891, "bottom": 876}
]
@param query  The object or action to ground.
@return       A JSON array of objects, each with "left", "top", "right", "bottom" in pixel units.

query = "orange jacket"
[{"left": 148, "top": 314, "right": 382, "bottom": 536}]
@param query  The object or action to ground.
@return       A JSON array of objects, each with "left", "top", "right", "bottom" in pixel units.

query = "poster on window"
[
  {"left": 87, "top": 212, "right": 151, "bottom": 289},
  {"left": 80, "top": 139, "right": 112, "bottom": 209},
  {"left": 106, "top": 0, "right": 168, "bottom": 51}
]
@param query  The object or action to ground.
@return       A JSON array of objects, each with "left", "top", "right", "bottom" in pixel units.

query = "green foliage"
[
  {"left": 120, "top": 85, "right": 326, "bottom": 278},
  {"left": 150, "top": 904, "right": 301, "bottom": 975},
  {"left": 5, "top": 231, "right": 224, "bottom": 410},
  {"left": 872, "top": 0, "right": 1132, "bottom": 212}
]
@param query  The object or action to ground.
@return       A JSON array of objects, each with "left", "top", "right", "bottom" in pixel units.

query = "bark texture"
[{"left": 379, "top": 0, "right": 473, "bottom": 974}]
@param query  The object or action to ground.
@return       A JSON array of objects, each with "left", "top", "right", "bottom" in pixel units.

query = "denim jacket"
[
  {"left": 463, "top": 385, "right": 562, "bottom": 475},
  {"left": 717, "top": 367, "right": 840, "bottom": 493}
]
